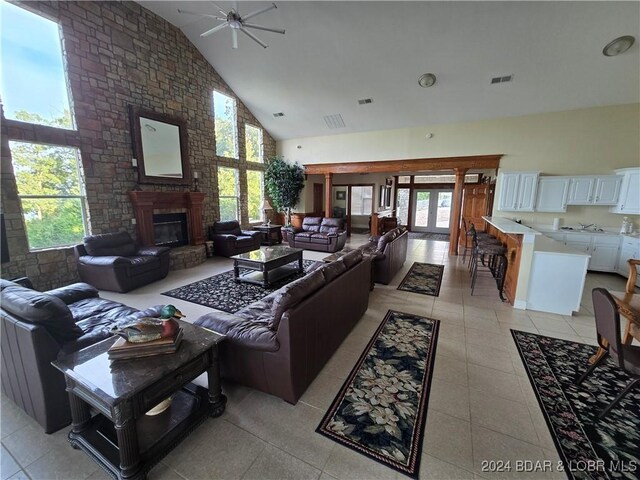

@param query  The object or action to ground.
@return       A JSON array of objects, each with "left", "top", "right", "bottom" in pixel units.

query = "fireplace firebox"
[{"left": 153, "top": 213, "right": 188, "bottom": 248}]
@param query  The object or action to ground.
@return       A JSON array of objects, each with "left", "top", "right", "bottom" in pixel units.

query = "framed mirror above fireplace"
[{"left": 129, "top": 105, "right": 190, "bottom": 185}]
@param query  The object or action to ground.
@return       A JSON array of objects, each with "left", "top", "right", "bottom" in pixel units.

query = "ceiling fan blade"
[
  {"left": 242, "top": 23, "right": 285, "bottom": 35},
  {"left": 240, "top": 27, "right": 268, "bottom": 48},
  {"left": 232, "top": 28, "right": 238, "bottom": 49},
  {"left": 241, "top": 3, "right": 277, "bottom": 22},
  {"left": 209, "top": 1, "right": 229, "bottom": 17},
  {"left": 200, "top": 21, "right": 229, "bottom": 37},
  {"left": 177, "top": 9, "right": 226, "bottom": 21}
]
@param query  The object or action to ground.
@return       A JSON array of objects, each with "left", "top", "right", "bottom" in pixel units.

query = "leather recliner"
[
  {"left": 74, "top": 231, "right": 170, "bottom": 293},
  {"left": 287, "top": 217, "right": 347, "bottom": 253},
  {"left": 209, "top": 220, "right": 262, "bottom": 257}
]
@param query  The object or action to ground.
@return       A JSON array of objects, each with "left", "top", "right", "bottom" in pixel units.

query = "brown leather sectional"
[
  {"left": 195, "top": 250, "right": 372, "bottom": 403},
  {"left": 0, "top": 279, "right": 162, "bottom": 433},
  {"left": 360, "top": 227, "right": 408, "bottom": 284},
  {"left": 287, "top": 217, "right": 347, "bottom": 253}
]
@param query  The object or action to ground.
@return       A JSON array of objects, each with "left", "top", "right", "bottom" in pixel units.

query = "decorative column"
[
  {"left": 324, "top": 173, "right": 333, "bottom": 218},
  {"left": 449, "top": 168, "right": 468, "bottom": 256}
]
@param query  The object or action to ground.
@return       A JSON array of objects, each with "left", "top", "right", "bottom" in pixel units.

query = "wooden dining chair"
[
  {"left": 575, "top": 288, "right": 640, "bottom": 419},
  {"left": 611, "top": 258, "right": 640, "bottom": 344}
]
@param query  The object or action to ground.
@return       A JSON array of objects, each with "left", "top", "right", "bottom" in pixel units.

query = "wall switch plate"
[{"left": 131, "top": 218, "right": 137, "bottom": 225}]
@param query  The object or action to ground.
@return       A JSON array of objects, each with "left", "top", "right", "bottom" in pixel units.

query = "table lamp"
[{"left": 263, "top": 200, "right": 273, "bottom": 226}]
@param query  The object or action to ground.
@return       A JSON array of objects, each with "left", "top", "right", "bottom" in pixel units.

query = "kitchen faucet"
[{"left": 578, "top": 223, "right": 594, "bottom": 230}]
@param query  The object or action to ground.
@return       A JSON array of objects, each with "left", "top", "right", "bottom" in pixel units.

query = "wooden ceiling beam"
[{"left": 303, "top": 154, "right": 503, "bottom": 175}]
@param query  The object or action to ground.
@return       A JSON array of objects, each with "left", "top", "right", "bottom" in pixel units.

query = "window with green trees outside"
[
  {"left": 218, "top": 166, "right": 239, "bottom": 221},
  {"left": 213, "top": 90, "right": 238, "bottom": 159},
  {"left": 245, "top": 124, "right": 263, "bottom": 163},
  {"left": 247, "top": 170, "right": 264, "bottom": 223}
]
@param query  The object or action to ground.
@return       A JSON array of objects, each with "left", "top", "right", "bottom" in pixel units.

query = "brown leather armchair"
[
  {"left": 74, "top": 231, "right": 170, "bottom": 292},
  {"left": 209, "top": 221, "right": 262, "bottom": 257}
]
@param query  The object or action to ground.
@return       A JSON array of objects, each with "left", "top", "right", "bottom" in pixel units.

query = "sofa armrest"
[
  {"left": 291, "top": 227, "right": 304, "bottom": 234},
  {"left": 195, "top": 312, "right": 278, "bottom": 352},
  {"left": 78, "top": 255, "right": 130, "bottom": 266},
  {"left": 135, "top": 246, "right": 170, "bottom": 257},
  {"left": 45, "top": 283, "right": 99, "bottom": 305},
  {"left": 241, "top": 230, "right": 262, "bottom": 239}
]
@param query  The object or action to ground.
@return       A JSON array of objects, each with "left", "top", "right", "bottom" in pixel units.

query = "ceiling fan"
[{"left": 178, "top": 1, "right": 285, "bottom": 49}]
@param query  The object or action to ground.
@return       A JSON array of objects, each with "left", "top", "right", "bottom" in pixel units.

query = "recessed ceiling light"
[
  {"left": 418, "top": 73, "right": 437, "bottom": 88},
  {"left": 603, "top": 35, "right": 635, "bottom": 56}
]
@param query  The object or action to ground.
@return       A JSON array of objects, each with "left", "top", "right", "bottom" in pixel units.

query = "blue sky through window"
[{"left": 0, "top": 1, "right": 72, "bottom": 127}]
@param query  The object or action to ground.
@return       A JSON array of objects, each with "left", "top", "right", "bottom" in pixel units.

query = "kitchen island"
[{"left": 482, "top": 216, "right": 590, "bottom": 315}]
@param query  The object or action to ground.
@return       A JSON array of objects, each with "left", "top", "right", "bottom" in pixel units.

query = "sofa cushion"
[
  {"left": 212, "top": 221, "right": 243, "bottom": 236},
  {"left": 127, "top": 256, "right": 160, "bottom": 275},
  {"left": 84, "top": 231, "right": 136, "bottom": 257},
  {"left": 45, "top": 283, "right": 99, "bottom": 305},
  {"left": 1, "top": 284, "right": 83, "bottom": 343},
  {"left": 294, "top": 232, "right": 314, "bottom": 241},
  {"left": 319, "top": 218, "right": 343, "bottom": 234},
  {"left": 341, "top": 249, "right": 363, "bottom": 268},
  {"left": 270, "top": 270, "right": 326, "bottom": 329},
  {"left": 305, "top": 261, "right": 325, "bottom": 273},
  {"left": 310, "top": 233, "right": 330, "bottom": 244},
  {"left": 302, "top": 217, "right": 322, "bottom": 229},
  {"left": 319, "top": 260, "right": 347, "bottom": 282}
]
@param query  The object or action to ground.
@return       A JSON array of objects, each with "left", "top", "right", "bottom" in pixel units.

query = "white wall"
[{"left": 279, "top": 104, "right": 640, "bottom": 228}]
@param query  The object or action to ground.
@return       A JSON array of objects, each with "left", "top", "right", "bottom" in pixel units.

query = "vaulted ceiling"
[{"left": 139, "top": 1, "right": 640, "bottom": 141}]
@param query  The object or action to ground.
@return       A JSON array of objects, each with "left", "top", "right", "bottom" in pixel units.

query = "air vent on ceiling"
[
  {"left": 273, "top": 112, "right": 285, "bottom": 117},
  {"left": 358, "top": 98, "right": 373, "bottom": 105},
  {"left": 490, "top": 75, "right": 513, "bottom": 85},
  {"left": 323, "top": 114, "right": 346, "bottom": 129}
]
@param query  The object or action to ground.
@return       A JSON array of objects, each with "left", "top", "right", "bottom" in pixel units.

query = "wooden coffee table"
[
  {"left": 52, "top": 320, "right": 226, "bottom": 480},
  {"left": 232, "top": 245, "right": 303, "bottom": 287},
  {"left": 252, "top": 224, "right": 283, "bottom": 245}
]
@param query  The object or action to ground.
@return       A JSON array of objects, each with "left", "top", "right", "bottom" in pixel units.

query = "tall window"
[
  {"left": 0, "top": 2, "right": 73, "bottom": 128},
  {"left": 350, "top": 186, "right": 373, "bottom": 215},
  {"left": 247, "top": 170, "right": 264, "bottom": 223},
  {"left": 9, "top": 141, "right": 87, "bottom": 250},
  {"left": 218, "top": 167, "right": 239, "bottom": 221},
  {"left": 245, "top": 124, "right": 263, "bottom": 163},
  {"left": 213, "top": 91, "right": 238, "bottom": 159}
]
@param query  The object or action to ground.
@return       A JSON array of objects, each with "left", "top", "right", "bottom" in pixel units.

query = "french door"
[{"left": 411, "top": 189, "right": 453, "bottom": 233}]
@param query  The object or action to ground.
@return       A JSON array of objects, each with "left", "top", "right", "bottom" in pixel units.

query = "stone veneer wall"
[{"left": 0, "top": 1, "right": 276, "bottom": 290}]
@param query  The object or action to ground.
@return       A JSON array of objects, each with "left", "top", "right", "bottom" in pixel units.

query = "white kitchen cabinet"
[
  {"left": 567, "top": 177, "right": 594, "bottom": 205},
  {"left": 611, "top": 168, "right": 640, "bottom": 214},
  {"left": 566, "top": 176, "right": 621, "bottom": 205},
  {"left": 497, "top": 172, "right": 539, "bottom": 212},
  {"left": 536, "top": 177, "right": 570, "bottom": 212},
  {"left": 589, "top": 236, "right": 621, "bottom": 271},
  {"left": 593, "top": 176, "right": 622, "bottom": 205},
  {"left": 617, "top": 236, "right": 640, "bottom": 287}
]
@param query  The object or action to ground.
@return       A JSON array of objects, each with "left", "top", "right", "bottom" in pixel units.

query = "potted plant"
[{"left": 264, "top": 156, "right": 305, "bottom": 227}]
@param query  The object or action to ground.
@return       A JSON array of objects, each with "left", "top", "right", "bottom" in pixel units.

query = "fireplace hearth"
[{"left": 153, "top": 213, "right": 188, "bottom": 248}]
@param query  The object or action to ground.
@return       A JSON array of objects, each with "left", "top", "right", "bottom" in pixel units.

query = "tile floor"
[{"left": 0, "top": 236, "right": 630, "bottom": 480}]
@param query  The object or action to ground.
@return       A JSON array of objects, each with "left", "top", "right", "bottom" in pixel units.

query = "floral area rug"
[
  {"left": 161, "top": 260, "right": 314, "bottom": 313},
  {"left": 397, "top": 262, "right": 445, "bottom": 297},
  {"left": 512, "top": 330, "right": 640, "bottom": 480},
  {"left": 317, "top": 310, "right": 440, "bottom": 478}
]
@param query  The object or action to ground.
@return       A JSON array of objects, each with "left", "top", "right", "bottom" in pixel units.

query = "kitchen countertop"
[
  {"left": 482, "top": 216, "right": 541, "bottom": 235},
  {"left": 533, "top": 235, "right": 590, "bottom": 256}
]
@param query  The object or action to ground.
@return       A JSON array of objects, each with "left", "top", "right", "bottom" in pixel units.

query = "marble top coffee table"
[{"left": 232, "top": 245, "right": 303, "bottom": 287}]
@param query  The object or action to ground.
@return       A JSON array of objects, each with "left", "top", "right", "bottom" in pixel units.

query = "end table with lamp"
[{"left": 253, "top": 199, "right": 283, "bottom": 245}]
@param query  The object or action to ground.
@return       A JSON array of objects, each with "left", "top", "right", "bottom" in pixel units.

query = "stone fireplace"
[{"left": 153, "top": 212, "right": 188, "bottom": 248}]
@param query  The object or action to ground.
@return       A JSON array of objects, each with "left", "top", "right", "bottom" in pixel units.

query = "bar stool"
[
  {"left": 470, "top": 236, "right": 508, "bottom": 300},
  {"left": 468, "top": 224, "right": 501, "bottom": 272}
]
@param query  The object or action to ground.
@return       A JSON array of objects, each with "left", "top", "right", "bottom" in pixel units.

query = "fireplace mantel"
[{"left": 129, "top": 191, "right": 206, "bottom": 246}]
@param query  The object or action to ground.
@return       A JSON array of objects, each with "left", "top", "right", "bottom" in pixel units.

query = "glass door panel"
[
  {"left": 412, "top": 190, "right": 431, "bottom": 231},
  {"left": 396, "top": 188, "right": 410, "bottom": 227},
  {"left": 435, "top": 191, "right": 453, "bottom": 229},
  {"left": 411, "top": 189, "right": 452, "bottom": 233}
]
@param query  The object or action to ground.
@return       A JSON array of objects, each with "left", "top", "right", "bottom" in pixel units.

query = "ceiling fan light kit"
[
  {"left": 179, "top": 2, "right": 285, "bottom": 49},
  {"left": 603, "top": 35, "right": 635, "bottom": 56},
  {"left": 418, "top": 73, "right": 437, "bottom": 88}
]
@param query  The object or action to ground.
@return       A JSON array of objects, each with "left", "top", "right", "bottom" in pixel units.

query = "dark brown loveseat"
[
  {"left": 287, "top": 217, "right": 347, "bottom": 253},
  {"left": 0, "top": 278, "right": 161, "bottom": 433},
  {"left": 74, "top": 231, "right": 170, "bottom": 292},
  {"left": 195, "top": 250, "right": 372, "bottom": 403},
  {"left": 209, "top": 220, "right": 262, "bottom": 257},
  {"left": 359, "top": 227, "right": 408, "bottom": 284}
]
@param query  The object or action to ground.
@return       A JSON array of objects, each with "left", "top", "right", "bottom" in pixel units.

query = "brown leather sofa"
[
  {"left": 0, "top": 278, "right": 162, "bottom": 433},
  {"left": 74, "top": 231, "right": 170, "bottom": 292},
  {"left": 209, "top": 221, "right": 262, "bottom": 257},
  {"left": 195, "top": 250, "right": 372, "bottom": 403},
  {"left": 287, "top": 217, "right": 347, "bottom": 253},
  {"left": 359, "top": 227, "right": 408, "bottom": 284}
]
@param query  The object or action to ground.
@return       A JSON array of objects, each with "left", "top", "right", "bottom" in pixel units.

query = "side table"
[
  {"left": 52, "top": 320, "right": 226, "bottom": 480},
  {"left": 253, "top": 224, "right": 283, "bottom": 246}
]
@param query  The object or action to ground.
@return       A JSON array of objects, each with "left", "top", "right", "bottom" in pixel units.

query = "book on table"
[{"left": 108, "top": 328, "right": 183, "bottom": 360}]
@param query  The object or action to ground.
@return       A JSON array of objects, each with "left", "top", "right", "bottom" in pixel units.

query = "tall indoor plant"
[{"left": 264, "top": 156, "right": 305, "bottom": 226}]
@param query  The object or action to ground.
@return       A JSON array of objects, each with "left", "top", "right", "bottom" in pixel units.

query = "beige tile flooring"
[{"left": 1, "top": 236, "right": 630, "bottom": 480}]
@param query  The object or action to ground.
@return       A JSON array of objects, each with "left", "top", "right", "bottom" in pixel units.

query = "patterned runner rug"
[
  {"left": 317, "top": 310, "right": 440, "bottom": 478},
  {"left": 162, "top": 260, "right": 314, "bottom": 313},
  {"left": 397, "top": 262, "right": 445, "bottom": 296},
  {"left": 512, "top": 330, "right": 640, "bottom": 480}
]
